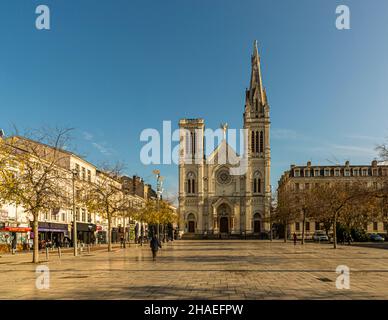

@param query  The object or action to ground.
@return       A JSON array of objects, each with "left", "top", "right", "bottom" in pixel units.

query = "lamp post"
[
  {"left": 153, "top": 170, "right": 164, "bottom": 241},
  {"left": 71, "top": 169, "right": 78, "bottom": 256}
]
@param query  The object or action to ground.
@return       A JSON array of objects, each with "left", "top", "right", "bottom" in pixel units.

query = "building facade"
[
  {"left": 0, "top": 135, "right": 155, "bottom": 252},
  {"left": 278, "top": 160, "right": 388, "bottom": 239},
  {"left": 178, "top": 42, "right": 271, "bottom": 237}
]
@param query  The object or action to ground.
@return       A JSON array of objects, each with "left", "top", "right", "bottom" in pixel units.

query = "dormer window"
[
  {"left": 353, "top": 168, "right": 359, "bottom": 176},
  {"left": 294, "top": 169, "right": 300, "bottom": 177},
  {"left": 314, "top": 169, "right": 320, "bottom": 177},
  {"left": 344, "top": 169, "right": 350, "bottom": 177},
  {"left": 362, "top": 168, "right": 368, "bottom": 176},
  {"left": 305, "top": 169, "right": 311, "bottom": 177},
  {"left": 324, "top": 169, "right": 331, "bottom": 177},
  {"left": 334, "top": 169, "right": 341, "bottom": 177}
]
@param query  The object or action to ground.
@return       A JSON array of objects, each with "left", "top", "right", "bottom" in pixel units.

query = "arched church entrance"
[
  {"left": 220, "top": 217, "right": 229, "bottom": 233},
  {"left": 253, "top": 213, "right": 261, "bottom": 233},
  {"left": 217, "top": 203, "right": 231, "bottom": 234},
  {"left": 187, "top": 213, "right": 196, "bottom": 233}
]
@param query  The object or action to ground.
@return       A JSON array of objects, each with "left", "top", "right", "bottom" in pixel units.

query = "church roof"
[{"left": 207, "top": 138, "right": 240, "bottom": 165}]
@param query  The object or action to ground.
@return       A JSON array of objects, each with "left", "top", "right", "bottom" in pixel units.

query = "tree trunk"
[
  {"left": 301, "top": 209, "right": 306, "bottom": 245},
  {"left": 107, "top": 216, "right": 112, "bottom": 252},
  {"left": 284, "top": 221, "right": 288, "bottom": 243},
  {"left": 333, "top": 213, "right": 337, "bottom": 249},
  {"left": 33, "top": 215, "right": 39, "bottom": 263}
]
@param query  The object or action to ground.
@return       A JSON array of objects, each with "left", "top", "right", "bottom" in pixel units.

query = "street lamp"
[
  {"left": 153, "top": 169, "right": 164, "bottom": 241},
  {"left": 71, "top": 169, "right": 78, "bottom": 256}
]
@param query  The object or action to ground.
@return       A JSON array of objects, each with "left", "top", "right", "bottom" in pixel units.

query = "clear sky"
[{"left": 1, "top": 0, "right": 388, "bottom": 201}]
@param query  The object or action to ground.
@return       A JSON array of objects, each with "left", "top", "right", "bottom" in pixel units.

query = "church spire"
[{"left": 249, "top": 40, "right": 264, "bottom": 104}]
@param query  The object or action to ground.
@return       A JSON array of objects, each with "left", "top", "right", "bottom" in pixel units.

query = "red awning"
[{"left": 0, "top": 227, "right": 32, "bottom": 232}]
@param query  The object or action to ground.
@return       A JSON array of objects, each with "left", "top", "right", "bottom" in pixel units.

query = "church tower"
[{"left": 243, "top": 40, "right": 271, "bottom": 233}]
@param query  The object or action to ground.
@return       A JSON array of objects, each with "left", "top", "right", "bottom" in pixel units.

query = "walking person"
[
  {"left": 120, "top": 235, "right": 124, "bottom": 248},
  {"left": 11, "top": 233, "right": 17, "bottom": 255},
  {"left": 150, "top": 235, "right": 162, "bottom": 261},
  {"left": 293, "top": 232, "right": 297, "bottom": 245}
]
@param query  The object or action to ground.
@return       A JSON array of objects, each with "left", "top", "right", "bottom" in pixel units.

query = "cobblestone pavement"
[{"left": 1, "top": 240, "right": 388, "bottom": 300}]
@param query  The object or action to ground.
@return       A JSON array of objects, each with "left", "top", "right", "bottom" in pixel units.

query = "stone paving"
[{"left": 1, "top": 240, "right": 388, "bottom": 300}]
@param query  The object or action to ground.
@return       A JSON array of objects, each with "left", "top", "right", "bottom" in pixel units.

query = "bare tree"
[
  {"left": 0, "top": 128, "right": 72, "bottom": 263},
  {"left": 84, "top": 164, "right": 128, "bottom": 252},
  {"left": 272, "top": 188, "right": 299, "bottom": 242}
]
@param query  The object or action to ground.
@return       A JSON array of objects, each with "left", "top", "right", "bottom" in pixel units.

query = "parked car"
[
  {"left": 312, "top": 231, "right": 329, "bottom": 242},
  {"left": 370, "top": 234, "right": 385, "bottom": 242}
]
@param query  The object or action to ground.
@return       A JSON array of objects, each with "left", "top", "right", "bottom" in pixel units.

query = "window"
[
  {"left": 87, "top": 213, "right": 92, "bottom": 223},
  {"left": 76, "top": 208, "right": 80, "bottom": 221},
  {"left": 305, "top": 170, "right": 311, "bottom": 177},
  {"left": 87, "top": 170, "right": 91, "bottom": 182},
  {"left": 315, "top": 222, "right": 320, "bottom": 231},
  {"left": 372, "top": 169, "right": 378, "bottom": 177},
  {"left": 294, "top": 169, "right": 300, "bottom": 177},
  {"left": 334, "top": 169, "right": 341, "bottom": 177},
  {"left": 344, "top": 169, "right": 350, "bottom": 177},
  {"left": 255, "top": 131, "right": 259, "bottom": 153},
  {"left": 187, "top": 172, "right": 196, "bottom": 194},
  {"left": 62, "top": 212, "right": 66, "bottom": 222},
  {"left": 82, "top": 209, "right": 86, "bottom": 222},
  {"left": 362, "top": 168, "right": 368, "bottom": 176},
  {"left": 324, "top": 169, "right": 331, "bottom": 177},
  {"left": 353, "top": 168, "right": 359, "bottom": 176},
  {"left": 295, "top": 222, "right": 300, "bottom": 231},
  {"left": 259, "top": 131, "right": 264, "bottom": 153},
  {"left": 306, "top": 222, "right": 310, "bottom": 231},
  {"left": 75, "top": 163, "right": 80, "bottom": 178},
  {"left": 373, "top": 222, "right": 378, "bottom": 231},
  {"left": 253, "top": 172, "right": 261, "bottom": 194},
  {"left": 314, "top": 169, "right": 320, "bottom": 177},
  {"left": 251, "top": 131, "right": 255, "bottom": 153}
]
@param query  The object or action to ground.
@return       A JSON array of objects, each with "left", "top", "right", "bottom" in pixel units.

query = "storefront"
[
  {"left": 34, "top": 222, "right": 69, "bottom": 244},
  {"left": 111, "top": 227, "right": 119, "bottom": 243},
  {"left": 96, "top": 225, "right": 106, "bottom": 244},
  {"left": 75, "top": 223, "right": 96, "bottom": 244},
  {"left": 0, "top": 225, "right": 32, "bottom": 253}
]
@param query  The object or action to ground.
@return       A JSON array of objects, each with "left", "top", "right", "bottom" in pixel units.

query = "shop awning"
[{"left": 0, "top": 227, "right": 32, "bottom": 232}]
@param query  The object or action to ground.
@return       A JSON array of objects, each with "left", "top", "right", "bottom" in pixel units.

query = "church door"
[
  {"left": 254, "top": 220, "right": 261, "bottom": 233},
  {"left": 188, "top": 221, "right": 195, "bottom": 233},
  {"left": 220, "top": 217, "right": 229, "bottom": 233}
]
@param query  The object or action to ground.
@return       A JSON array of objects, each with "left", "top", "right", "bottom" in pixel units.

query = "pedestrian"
[
  {"left": 347, "top": 233, "right": 352, "bottom": 246},
  {"left": 293, "top": 232, "right": 297, "bottom": 245},
  {"left": 120, "top": 235, "right": 124, "bottom": 248},
  {"left": 11, "top": 233, "right": 17, "bottom": 255},
  {"left": 150, "top": 235, "right": 162, "bottom": 261}
]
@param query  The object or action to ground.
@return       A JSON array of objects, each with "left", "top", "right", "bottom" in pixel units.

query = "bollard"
[
  {"left": 45, "top": 247, "right": 49, "bottom": 261},
  {"left": 58, "top": 246, "right": 62, "bottom": 259}
]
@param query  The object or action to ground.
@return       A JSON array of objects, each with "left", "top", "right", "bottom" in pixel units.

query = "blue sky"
[{"left": 1, "top": 0, "right": 388, "bottom": 200}]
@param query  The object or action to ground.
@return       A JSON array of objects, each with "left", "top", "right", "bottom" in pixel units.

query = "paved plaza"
[{"left": 1, "top": 240, "right": 388, "bottom": 299}]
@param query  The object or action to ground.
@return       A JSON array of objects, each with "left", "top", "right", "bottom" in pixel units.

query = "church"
[{"left": 178, "top": 41, "right": 271, "bottom": 238}]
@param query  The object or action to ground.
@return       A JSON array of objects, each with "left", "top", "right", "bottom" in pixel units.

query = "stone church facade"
[{"left": 178, "top": 42, "right": 271, "bottom": 238}]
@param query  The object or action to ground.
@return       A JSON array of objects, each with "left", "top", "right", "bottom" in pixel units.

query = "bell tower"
[{"left": 243, "top": 41, "right": 271, "bottom": 233}]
